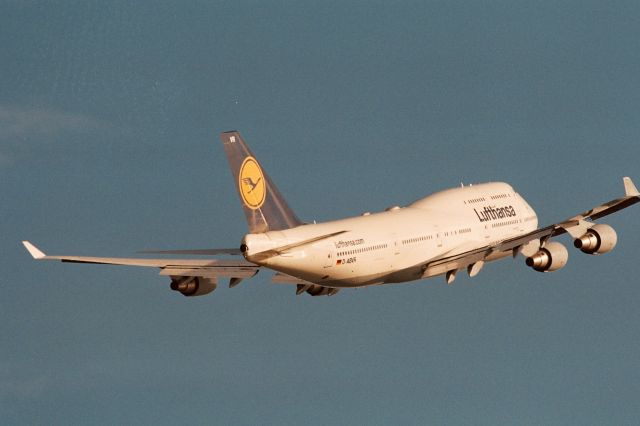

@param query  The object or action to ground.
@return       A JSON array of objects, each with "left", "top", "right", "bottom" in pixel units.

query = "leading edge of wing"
[
  {"left": 137, "top": 248, "right": 242, "bottom": 255},
  {"left": 22, "top": 241, "right": 256, "bottom": 268}
]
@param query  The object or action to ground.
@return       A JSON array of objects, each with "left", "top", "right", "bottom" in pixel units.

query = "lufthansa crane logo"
[{"left": 239, "top": 156, "right": 266, "bottom": 209}]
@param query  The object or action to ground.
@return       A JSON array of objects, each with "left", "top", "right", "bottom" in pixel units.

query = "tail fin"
[{"left": 220, "top": 131, "right": 302, "bottom": 233}]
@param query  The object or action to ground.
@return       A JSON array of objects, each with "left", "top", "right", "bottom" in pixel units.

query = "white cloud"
[
  {"left": 0, "top": 105, "right": 110, "bottom": 167},
  {"left": 0, "top": 104, "right": 105, "bottom": 141}
]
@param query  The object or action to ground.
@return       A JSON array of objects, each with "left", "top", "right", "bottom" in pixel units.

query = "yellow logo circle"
[{"left": 238, "top": 157, "right": 266, "bottom": 209}]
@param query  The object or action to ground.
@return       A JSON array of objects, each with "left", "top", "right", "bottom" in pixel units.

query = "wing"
[
  {"left": 22, "top": 229, "right": 349, "bottom": 296},
  {"left": 421, "top": 177, "right": 640, "bottom": 278},
  {"left": 22, "top": 241, "right": 259, "bottom": 295}
]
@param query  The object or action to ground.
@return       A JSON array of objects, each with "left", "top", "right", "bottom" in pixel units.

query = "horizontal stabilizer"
[{"left": 250, "top": 230, "right": 348, "bottom": 261}]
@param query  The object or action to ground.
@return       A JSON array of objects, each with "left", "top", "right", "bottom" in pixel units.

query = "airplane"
[{"left": 23, "top": 131, "right": 640, "bottom": 297}]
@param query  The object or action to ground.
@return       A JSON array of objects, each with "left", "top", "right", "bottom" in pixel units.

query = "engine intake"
[
  {"left": 170, "top": 276, "right": 217, "bottom": 297},
  {"left": 297, "top": 284, "right": 340, "bottom": 296},
  {"left": 526, "top": 241, "right": 568, "bottom": 272},
  {"left": 573, "top": 224, "right": 617, "bottom": 255}
]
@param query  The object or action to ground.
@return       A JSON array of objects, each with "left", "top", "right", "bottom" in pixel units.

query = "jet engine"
[
  {"left": 525, "top": 241, "right": 569, "bottom": 272},
  {"left": 573, "top": 224, "right": 617, "bottom": 255},
  {"left": 170, "top": 276, "right": 217, "bottom": 297},
  {"left": 297, "top": 284, "right": 340, "bottom": 296}
]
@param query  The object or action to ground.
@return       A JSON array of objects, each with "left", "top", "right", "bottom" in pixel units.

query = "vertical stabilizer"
[{"left": 220, "top": 131, "right": 302, "bottom": 233}]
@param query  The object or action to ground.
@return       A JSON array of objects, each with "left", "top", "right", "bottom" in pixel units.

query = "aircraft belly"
[
  {"left": 269, "top": 251, "right": 401, "bottom": 288},
  {"left": 324, "top": 272, "right": 391, "bottom": 287}
]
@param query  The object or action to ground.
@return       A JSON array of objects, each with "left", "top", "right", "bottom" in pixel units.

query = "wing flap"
[
  {"left": 422, "top": 249, "right": 490, "bottom": 278},
  {"left": 271, "top": 272, "right": 316, "bottom": 286},
  {"left": 160, "top": 267, "right": 259, "bottom": 278}
]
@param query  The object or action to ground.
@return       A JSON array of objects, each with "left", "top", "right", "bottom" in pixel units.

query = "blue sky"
[{"left": 2, "top": 1, "right": 640, "bottom": 424}]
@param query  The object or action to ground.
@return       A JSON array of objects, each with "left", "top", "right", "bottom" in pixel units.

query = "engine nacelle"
[
  {"left": 170, "top": 276, "right": 217, "bottom": 297},
  {"left": 526, "top": 241, "right": 569, "bottom": 272},
  {"left": 298, "top": 284, "right": 340, "bottom": 296},
  {"left": 573, "top": 224, "right": 617, "bottom": 255}
]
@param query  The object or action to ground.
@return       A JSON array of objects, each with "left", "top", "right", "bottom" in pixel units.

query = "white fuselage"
[{"left": 242, "top": 182, "right": 538, "bottom": 287}]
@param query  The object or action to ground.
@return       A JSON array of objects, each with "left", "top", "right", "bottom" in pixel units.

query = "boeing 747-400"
[{"left": 23, "top": 131, "right": 639, "bottom": 297}]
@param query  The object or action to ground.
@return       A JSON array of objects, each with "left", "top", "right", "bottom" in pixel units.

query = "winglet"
[
  {"left": 623, "top": 177, "right": 639, "bottom": 197},
  {"left": 22, "top": 241, "right": 46, "bottom": 259}
]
